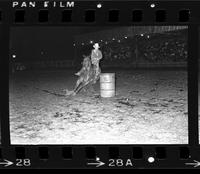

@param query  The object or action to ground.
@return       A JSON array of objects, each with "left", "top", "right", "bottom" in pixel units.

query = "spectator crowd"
[
  {"left": 138, "top": 31, "right": 187, "bottom": 63},
  {"left": 10, "top": 29, "right": 188, "bottom": 72},
  {"left": 78, "top": 29, "right": 187, "bottom": 67}
]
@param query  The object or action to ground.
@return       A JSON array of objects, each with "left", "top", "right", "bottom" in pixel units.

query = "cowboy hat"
[{"left": 93, "top": 43, "right": 100, "bottom": 48}]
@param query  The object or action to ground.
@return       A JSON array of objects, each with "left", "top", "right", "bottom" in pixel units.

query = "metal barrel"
[{"left": 100, "top": 73, "right": 115, "bottom": 98}]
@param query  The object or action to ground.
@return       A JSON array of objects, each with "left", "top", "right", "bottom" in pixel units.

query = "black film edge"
[{"left": 0, "top": 0, "right": 200, "bottom": 169}]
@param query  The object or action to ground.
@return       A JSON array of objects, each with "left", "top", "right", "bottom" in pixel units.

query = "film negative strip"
[{"left": 0, "top": 0, "right": 200, "bottom": 169}]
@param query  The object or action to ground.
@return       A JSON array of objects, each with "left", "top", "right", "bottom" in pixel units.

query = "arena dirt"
[{"left": 9, "top": 70, "right": 188, "bottom": 144}]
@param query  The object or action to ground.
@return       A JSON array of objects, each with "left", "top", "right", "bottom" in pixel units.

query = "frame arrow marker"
[
  {"left": 87, "top": 157, "right": 105, "bottom": 167},
  {"left": 0, "top": 159, "right": 14, "bottom": 167},
  {"left": 185, "top": 160, "right": 200, "bottom": 168}
]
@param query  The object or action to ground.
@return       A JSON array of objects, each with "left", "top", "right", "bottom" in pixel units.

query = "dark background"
[
  {"left": 10, "top": 27, "right": 114, "bottom": 61},
  {"left": 9, "top": 26, "right": 187, "bottom": 71}
]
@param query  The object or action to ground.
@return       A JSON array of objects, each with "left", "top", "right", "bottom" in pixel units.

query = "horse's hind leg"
[
  {"left": 72, "top": 79, "right": 81, "bottom": 95},
  {"left": 74, "top": 83, "right": 85, "bottom": 94},
  {"left": 75, "top": 80, "right": 91, "bottom": 94},
  {"left": 73, "top": 79, "right": 86, "bottom": 95}
]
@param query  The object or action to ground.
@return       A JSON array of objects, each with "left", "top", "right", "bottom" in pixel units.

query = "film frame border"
[{"left": 0, "top": 0, "right": 199, "bottom": 169}]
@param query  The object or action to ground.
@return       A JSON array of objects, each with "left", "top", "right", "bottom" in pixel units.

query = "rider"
[
  {"left": 75, "top": 43, "right": 102, "bottom": 78},
  {"left": 90, "top": 43, "right": 102, "bottom": 80}
]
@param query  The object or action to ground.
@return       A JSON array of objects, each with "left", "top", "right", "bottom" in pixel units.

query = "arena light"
[
  {"left": 12, "top": 54, "right": 16, "bottom": 58},
  {"left": 124, "top": 36, "right": 127, "bottom": 39},
  {"left": 141, "top": 34, "right": 144, "bottom": 36}
]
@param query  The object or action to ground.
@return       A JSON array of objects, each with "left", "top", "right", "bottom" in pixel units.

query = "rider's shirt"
[{"left": 91, "top": 49, "right": 102, "bottom": 66}]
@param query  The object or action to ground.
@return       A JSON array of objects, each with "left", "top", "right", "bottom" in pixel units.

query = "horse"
[{"left": 72, "top": 55, "right": 101, "bottom": 95}]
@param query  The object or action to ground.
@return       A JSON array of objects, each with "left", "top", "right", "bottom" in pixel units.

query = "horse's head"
[{"left": 82, "top": 55, "right": 91, "bottom": 70}]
